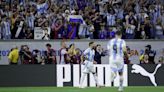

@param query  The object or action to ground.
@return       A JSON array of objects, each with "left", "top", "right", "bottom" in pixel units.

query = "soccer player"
[
  {"left": 79, "top": 42, "right": 100, "bottom": 88},
  {"left": 107, "top": 31, "right": 127, "bottom": 92}
]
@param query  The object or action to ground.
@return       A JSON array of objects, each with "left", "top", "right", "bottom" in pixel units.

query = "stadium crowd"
[
  {"left": 0, "top": 0, "right": 164, "bottom": 40},
  {"left": 8, "top": 42, "right": 107, "bottom": 64},
  {"left": 8, "top": 41, "right": 164, "bottom": 65}
]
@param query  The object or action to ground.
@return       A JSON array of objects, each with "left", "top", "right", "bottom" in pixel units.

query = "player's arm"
[
  {"left": 122, "top": 41, "right": 128, "bottom": 58},
  {"left": 80, "top": 49, "right": 88, "bottom": 64},
  {"left": 107, "top": 41, "right": 111, "bottom": 56}
]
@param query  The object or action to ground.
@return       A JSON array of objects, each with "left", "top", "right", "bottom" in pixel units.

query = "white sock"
[
  {"left": 119, "top": 75, "right": 124, "bottom": 88},
  {"left": 80, "top": 73, "right": 87, "bottom": 87},
  {"left": 93, "top": 73, "right": 99, "bottom": 86},
  {"left": 111, "top": 71, "right": 117, "bottom": 82}
]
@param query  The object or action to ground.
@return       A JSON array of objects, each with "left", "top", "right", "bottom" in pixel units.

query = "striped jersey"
[
  {"left": 107, "top": 38, "right": 126, "bottom": 60},
  {"left": 83, "top": 48, "right": 95, "bottom": 62}
]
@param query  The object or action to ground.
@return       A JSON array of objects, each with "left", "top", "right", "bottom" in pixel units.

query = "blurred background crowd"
[
  {"left": 8, "top": 42, "right": 107, "bottom": 65},
  {"left": 8, "top": 41, "right": 164, "bottom": 65},
  {"left": 0, "top": 0, "right": 164, "bottom": 40}
]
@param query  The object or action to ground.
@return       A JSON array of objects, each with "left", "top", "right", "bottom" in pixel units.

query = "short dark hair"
[
  {"left": 115, "top": 31, "right": 122, "bottom": 36},
  {"left": 145, "top": 45, "right": 151, "bottom": 50},
  {"left": 97, "top": 44, "right": 101, "bottom": 47},
  {"left": 89, "top": 42, "right": 94, "bottom": 46},
  {"left": 46, "top": 43, "right": 51, "bottom": 47}
]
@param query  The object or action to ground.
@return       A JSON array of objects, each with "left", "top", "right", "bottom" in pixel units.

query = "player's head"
[
  {"left": 46, "top": 43, "right": 51, "bottom": 50},
  {"left": 89, "top": 41, "right": 95, "bottom": 49},
  {"left": 115, "top": 31, "right": 122, "bottom": 38}
]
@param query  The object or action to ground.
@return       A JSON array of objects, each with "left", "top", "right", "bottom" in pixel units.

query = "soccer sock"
[
  {"left": 111, "top": 71, "right": 116, "bottom": 82},
  {"left": 119, "top": 75, "right": 124, "bottom": 88},
  {"left": 80, "top": 73, "right": 87, "bottom": 87},
  {"left": 93, "top": 73, "right": 99, "bottom": 86}
]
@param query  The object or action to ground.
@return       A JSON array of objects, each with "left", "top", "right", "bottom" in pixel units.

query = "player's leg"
[
  {"left": 79, "top": 72, "right": 87, "bottom": 88},
  {"left": 79, "top": 63, "right": 89, "bottom": 88},
  {"left": 110, "top": 68, "right": 117, "bottom": 82},
  {"left": 90, "top": 65, "right": 100, "bottom": 87},
  {"left": 118, "top": 67, "right": 124, "bottom": 92},
  {"left": 92, "top": 72, "right": 100, "bottom": 87},
  {"left": 110, "top": 62, "right": 117, "bottom": 82}
]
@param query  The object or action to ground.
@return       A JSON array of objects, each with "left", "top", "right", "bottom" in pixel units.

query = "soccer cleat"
[
  {"left": 118, "top": 87, "right": 123, "bottom": 92},
  {"left": 79, "top": 86, "right": 85, "bottom": 89},
  {"left": 96, "top": 85, "right": 104, "bottom": 88}
]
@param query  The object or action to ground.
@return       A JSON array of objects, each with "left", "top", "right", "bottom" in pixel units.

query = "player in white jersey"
[
  {"left": 79, "top": 42, "right": 100, "bottom": 88},
  {"left": 107, "top": 31, "right": 128, "bottom": 92}
]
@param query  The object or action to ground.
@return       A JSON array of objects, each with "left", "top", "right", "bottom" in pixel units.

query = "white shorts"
[
  {"left": 109, "top": 57, "right": 124, "bottom": 72},
  {"left": 82, "top": 60, "right": 95, "bottom": 73}
]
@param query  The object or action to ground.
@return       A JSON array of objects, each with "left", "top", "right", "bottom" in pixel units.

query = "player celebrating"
[
  {"left": 107, "top": 31, "right": 127, "bottom": 92},
  {"left": 79, "top": 42, "right": 100, "bottom": 88}
]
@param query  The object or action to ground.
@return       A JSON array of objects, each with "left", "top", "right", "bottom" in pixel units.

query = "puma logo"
[{"left": 131, "top": 64, "right": 161, "bottom": 86}]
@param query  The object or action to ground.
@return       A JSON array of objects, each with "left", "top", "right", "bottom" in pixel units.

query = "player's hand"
[
  {"left": 93, "top": 61, "right": 97, "bottom": 64},
  {"left": 80, "top": 61, "right": 85, "bottom": 65}
]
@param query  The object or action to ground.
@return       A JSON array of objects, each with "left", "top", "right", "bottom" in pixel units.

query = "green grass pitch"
[{"left": 0, "top": 87, "right": 164, "bottom": 92}]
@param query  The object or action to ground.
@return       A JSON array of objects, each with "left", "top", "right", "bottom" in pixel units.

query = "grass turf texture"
[{"left": 0, "top": 87, "right": 164, "bottom": 92}]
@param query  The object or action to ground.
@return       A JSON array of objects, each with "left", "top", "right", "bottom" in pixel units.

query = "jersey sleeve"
[
  {"left": 83, "top": 49, "right": 89, "bottom": 55},
  {"left": 122, "top": 40, "right": 126, "bottom": 47},
  {"left": 122, "top": 40, "right": 127, "bottom": 52},
  {"left": 107, "top": 41, "right": 111, "bottom": 50}
]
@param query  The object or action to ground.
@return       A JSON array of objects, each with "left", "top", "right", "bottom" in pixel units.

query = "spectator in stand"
[
  {"left": 107, "top": 9, "right": 116, "bottom": 27},
  {"left": 21, "top": 45, "right": 33, "bottom": 64},
  {"left": 125, "top": 19, "right": 136, "bottom": 39},
  {"left": 155, "top": 18, "right": 164, "bottom": 39},
  {"left": 1, "top": 15, "right": 11, "bottom": 40},
  {"left": 145, "top": 45, "right": 156, "bottom": 64},
  {"left": 144, "top": 17, "right": 152, "bottom": 39},
  {"left": 25, "top": 11, "right": 35, "bottom": 31},
  {"left": 67, "top": 43, "right": 78, "bottom": 64},
  {"left": 140, "top": 54, "right": 150, "bottom": 64},
  {"left": 32, "top": 49, "right": 44, "bottom": 64},
  {"left": 94, "top": 44, "right": 105, "bottom": 64},
  {"left": 52, "top": 19, "right": 64, "bottom": 39},
  {"left": 0, "top": 0, "right": 164, "bottom": 40},
  {"left": 99, "top": 24, "right": 107, "bottom": 39},
  {"left": 59, "top": 41, "right": 68, "bottom": 64},
  {"left": 8, "top": 46, "right": 19, "bottom": 65},
  {"left": 24, "top": 27, "right": 33, "bottom": 39},
  {"left": 75, "top": 48, "right": 82, "bottom": 64},
  {"left": 44, "top": 43, "right": 56, "bottom": 64},
  {"left": 92, "top": 12, "right": 102, "bottom": 39}
]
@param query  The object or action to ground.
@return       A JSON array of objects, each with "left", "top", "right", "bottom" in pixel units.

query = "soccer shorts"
[
  {"left": 82, "top": 60, "right": 95, "bottom": 73},
  {"left": 109, "top": 58, "right": 124, "bottom": 73}
]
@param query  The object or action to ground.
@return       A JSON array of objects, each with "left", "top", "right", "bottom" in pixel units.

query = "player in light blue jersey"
[
  {"left": 107, "top": 31, "right": 128, "bottom": 92},
  {"left": 79, "top": 42, "right": 100, "bottom": 88}
]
